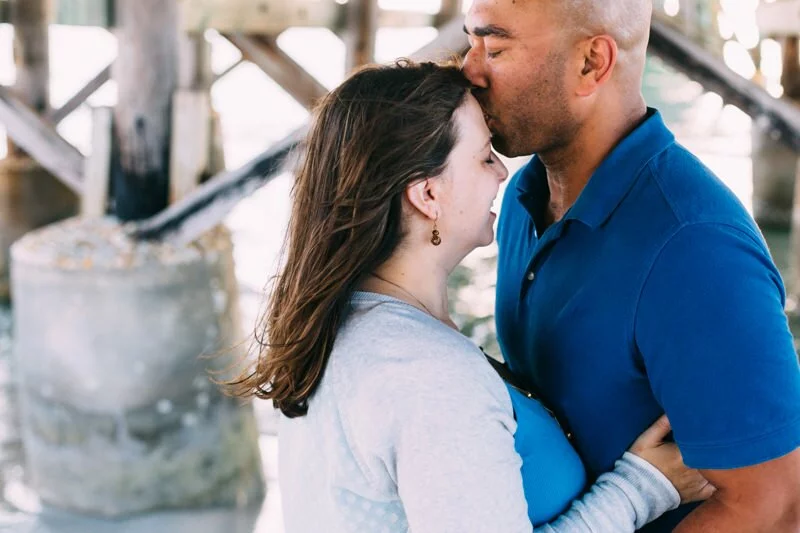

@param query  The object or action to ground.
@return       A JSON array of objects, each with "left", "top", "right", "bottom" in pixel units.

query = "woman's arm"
[
  {"left": 536, "top": 416, "right": 713, "bottom": 532},
  {"left": 536, "top": 452, "right": 678, "bottom": 532}
]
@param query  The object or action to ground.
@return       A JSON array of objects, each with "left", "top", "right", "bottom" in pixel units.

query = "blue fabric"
[
  {"left": 505, "top": 384, "right": 586, "bottom": 526},
  {"left": 495, "top": 108, "right": 800, "bottom": 532}
]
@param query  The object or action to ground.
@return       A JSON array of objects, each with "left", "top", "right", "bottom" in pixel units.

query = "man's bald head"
[{"left": 549, "top": 0, "right": 651, "bottom": 55}]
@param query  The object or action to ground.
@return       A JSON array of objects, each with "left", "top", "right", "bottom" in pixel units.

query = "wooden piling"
[
  {"left": 8, "top": 0, "right": 50, "bottom": 157},
  {"left": 345, "top": 0, "right": 378, "bottom": 73},
  {"left": 785, "top": 35, "right": 800, "bottom": 301},
  {"left": 111, "top": 0, "right": 179, "bottom": 221},
  {"left": 782, "top": 36, "right": 800, "bottom": 100}
]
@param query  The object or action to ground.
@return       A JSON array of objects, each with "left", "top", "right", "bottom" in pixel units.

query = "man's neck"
[{"left": 540, "top": 102, "right": 648, "bottom": 225}]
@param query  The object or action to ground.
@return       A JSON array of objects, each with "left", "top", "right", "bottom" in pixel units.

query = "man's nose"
[{"left": 462, "top": 48, "right": 488, "bottom": 88}]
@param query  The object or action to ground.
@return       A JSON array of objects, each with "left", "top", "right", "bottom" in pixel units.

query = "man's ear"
[
  {"left": 405, "top": 179, "right": 440, "bottom": 221},
  {"left": 576, "top": 35, "right": 617, "bottom": 96}
]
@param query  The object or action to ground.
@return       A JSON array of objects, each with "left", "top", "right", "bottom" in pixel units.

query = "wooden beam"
[
  {"left": 0, "top": 85, "right": 83, "bottom": 193},
  {"left": 177, "top": 33, "right": 213, "bottom": 91},
  {"left": 345, "top": 0, "right": 378, "bottom": 73},
  {"left": 81, "top": 106, "right": 113, "bottom": 217},
  {"left": 756, "top": 0, "right": 800, "bottom": 38},
  {"left": 169, "top": 90, "right": 211, "bottom": 203},
  {"left": 131, "top": 126, "right": 304, "bottom": 244},
  {"left": 649, "top": 18, "right": 800, "bottom": 152},
  {"left": 8, "top": 0, "right": 50, "bottom": 157},
  {"left": 179, "top": 0, "right": 338, "bottom": 34},
  {"left": 49, "top": 63, "right": 112, "bottom": 125},
  {"left": 224, "top": 33, "right": 328, "bottom": 110}
]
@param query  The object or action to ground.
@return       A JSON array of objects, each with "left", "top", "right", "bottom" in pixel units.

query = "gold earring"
[{"left": 431, "top": 219, "right": 441, "bottom": 246}]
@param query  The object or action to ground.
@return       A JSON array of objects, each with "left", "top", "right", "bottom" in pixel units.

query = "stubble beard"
[{"left": 488, "top": 52, "right": 576, "bottom": 158}]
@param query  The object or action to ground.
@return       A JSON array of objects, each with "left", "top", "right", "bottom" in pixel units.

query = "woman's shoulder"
[
  {"left": 327, "top": 293, "right": 511, "bottom": 418},
  {"left": 333, "top": 292, "right": 491, "bottom": 381}
]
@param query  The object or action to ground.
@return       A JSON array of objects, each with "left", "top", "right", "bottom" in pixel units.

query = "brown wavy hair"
[{"left": 225, "top": 60, "right": 472, "bottom": 417}]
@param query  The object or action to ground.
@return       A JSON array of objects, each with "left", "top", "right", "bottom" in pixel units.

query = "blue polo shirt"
[{"left": 495, "top": 109, "right": 800, "bottom": 531}]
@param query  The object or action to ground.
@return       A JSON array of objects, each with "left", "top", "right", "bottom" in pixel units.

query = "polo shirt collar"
[{"left": 516, "top": 108, "right": 675, "bottom": 230}]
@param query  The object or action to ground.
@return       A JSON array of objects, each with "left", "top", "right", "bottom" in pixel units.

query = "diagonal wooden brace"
[
  {"left": 224, "top": 33, "right": 328, "bottom": 110},
  {"left": 0, "top": 85, "right": 84, "bottom": 193}
]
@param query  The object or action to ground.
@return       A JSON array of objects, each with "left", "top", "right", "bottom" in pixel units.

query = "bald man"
[{"left": 464, "top": 0, "right": 800, "bottom": 531}]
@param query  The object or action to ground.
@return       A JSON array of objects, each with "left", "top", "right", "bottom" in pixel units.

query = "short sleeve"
[{"left": 635, "top": 222, "right": 800, "bottom": 469}]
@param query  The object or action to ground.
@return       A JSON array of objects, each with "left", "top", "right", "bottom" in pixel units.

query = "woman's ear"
[{"left": 405, "top": 179, "right": 440, "bottom": 221}]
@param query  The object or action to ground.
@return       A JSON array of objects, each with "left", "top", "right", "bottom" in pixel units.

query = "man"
[{"left": 462, "top": 0, "right": 800, "bottom": 531}]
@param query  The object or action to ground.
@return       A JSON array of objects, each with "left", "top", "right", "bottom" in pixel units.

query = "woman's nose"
[{"left": 498, "top": 161, "right": 509, "bottom": 183}]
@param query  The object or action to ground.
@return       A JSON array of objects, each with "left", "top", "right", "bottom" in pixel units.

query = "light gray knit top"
[{"left": 279, "top": 292, "right": 679, "bottom": 532}]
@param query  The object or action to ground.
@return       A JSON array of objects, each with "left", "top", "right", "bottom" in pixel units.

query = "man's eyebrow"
[{"left": 463, "top": 24, "right": 513, "bottom": 39}]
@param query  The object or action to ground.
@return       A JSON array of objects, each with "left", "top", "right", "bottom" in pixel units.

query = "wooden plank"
[
  {"left": 49, "top": 63, "right": 112, "bottom": 125},
  {"left": 177, "top": 33, "right": 213, "bottom": 91},
  {"left": 345, "top": 0, "right": 379, "bottom": 72},
  {"left": 169, "top": 90, "right": 211, "bottom": 204},
  {"left": 208, "top": 110, "right": 226, "bottom": 175},
  {"left": 179, "top": 0, "right": 337, "bottom": 34},
  {"left": 649, "top": 18, "right": 800, "bottom": 152},
  {"left": 81, "top": 106, "right": 112, "bottom": 217},
  {"left": 0, "top": 85, "right": 83, "bottom": 193},
  {"left": 224, "top": 33, "right": 328, "bottom": 110},
  {"left": 757, "top": 0, "right": 800, "bottom": 38}
]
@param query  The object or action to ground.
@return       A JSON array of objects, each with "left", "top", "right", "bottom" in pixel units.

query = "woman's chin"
[{"left": 478, "top": 232, "right": 495, "bottom": 248}]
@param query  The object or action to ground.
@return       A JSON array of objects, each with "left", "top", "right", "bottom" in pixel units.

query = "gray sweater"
[{"left": 279, "top": 292, "right": 679, "bottom": 532}]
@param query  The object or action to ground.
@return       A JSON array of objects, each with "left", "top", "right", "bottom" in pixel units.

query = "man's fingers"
[{"left": 632, "top": 414, "right": 671, "bottom": 449}]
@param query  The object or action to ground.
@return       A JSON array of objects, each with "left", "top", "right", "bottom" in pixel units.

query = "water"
[{"left": 0, "top": 15, "right": 775, "bottom": 532}]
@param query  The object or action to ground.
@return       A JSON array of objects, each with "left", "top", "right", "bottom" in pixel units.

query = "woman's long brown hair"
[{"left": 225, "top": 60, "right": 471, "bottom": 417}]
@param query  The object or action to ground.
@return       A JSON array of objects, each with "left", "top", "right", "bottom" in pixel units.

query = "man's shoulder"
[{"left": 643, "top": 142, "right": 753, "bottom": 228}]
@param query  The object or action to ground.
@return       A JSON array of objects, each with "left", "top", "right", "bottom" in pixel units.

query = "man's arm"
[
  {"left": 635, "top": 222, "right": 800, "bottom": 529},
  {"left": 675, "top": 448, "right": 800, "bottom": 532}
]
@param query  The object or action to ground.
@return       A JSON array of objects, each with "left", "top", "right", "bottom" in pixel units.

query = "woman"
[{"left": 227, "top": 60, "right": 713, "bottom": 532}]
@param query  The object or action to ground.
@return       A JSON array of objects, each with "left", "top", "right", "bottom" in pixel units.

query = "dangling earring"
[{"left": 431, "top": 217, "right": 441, "bottom": 246}]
